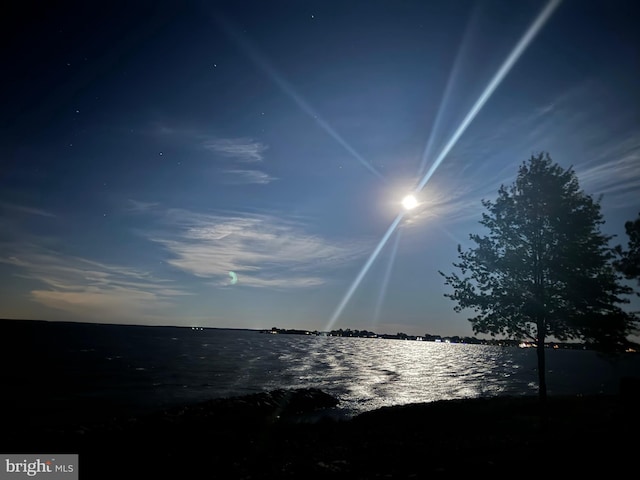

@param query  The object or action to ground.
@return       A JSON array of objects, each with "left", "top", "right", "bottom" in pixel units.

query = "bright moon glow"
[
  {"left": 402, "top": 195, "right": 418, "bottom": 210},
  {"left": 326, "top": 0, "right": 561, "bottom": 332}
]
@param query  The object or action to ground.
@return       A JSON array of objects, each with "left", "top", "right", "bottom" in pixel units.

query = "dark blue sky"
[{"left": 1, "top": 0, "right": 638, "bottom": 336}]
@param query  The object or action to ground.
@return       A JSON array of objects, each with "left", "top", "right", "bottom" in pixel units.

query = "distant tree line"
[{"left": 259, "top": 326, "right": 621, "bottom": 350}]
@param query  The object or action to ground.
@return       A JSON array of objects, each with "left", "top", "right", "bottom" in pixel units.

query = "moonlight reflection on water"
[
  {"left": 4, "top": 322, "right": 639, "bottom": 425},
  {"left": 270, "top": 336, "right": 540, "bottom": 414}
]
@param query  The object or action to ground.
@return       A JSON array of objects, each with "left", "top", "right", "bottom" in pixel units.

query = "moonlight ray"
[
  {"left": 415, "top": 0, "right": 562, "bottom": 193},
  {"left": 372, "top": 227, "right": 403, "bottom": 326},
  {"left": 212, "top": 13, "right": 386, "bottom": 181},
  {"left": 326, "top": 213, "right": 404, "bottom": 331},
  {"left": 327, "top": 0, "right": 563, "bottom": 330},
  {"left": 417, "top": 7, "right": 477, "bottom": 177}
]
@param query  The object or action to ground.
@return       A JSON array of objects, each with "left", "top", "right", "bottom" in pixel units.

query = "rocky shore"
[{"left": 3, "top": 387, "right": 638, "bottom": 478}]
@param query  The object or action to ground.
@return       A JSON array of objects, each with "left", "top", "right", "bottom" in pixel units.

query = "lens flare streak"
[
  {"left": 213, "top": 14, "right": 386, "bottom": 181},
  {"left": 416, "top": 0, "right": 562, "bottom": 193},
  {"left": 418, "top": 8, "right": 476, "bottom": 177},
  {"left": 328, "top": 0, "right": 562, "bottom": 328},
  {"left": 326, "top": 213, "right": 404, "bottom": 331},
  {"left": 372, "top": 228, "right": 402, "bottom": 326}
]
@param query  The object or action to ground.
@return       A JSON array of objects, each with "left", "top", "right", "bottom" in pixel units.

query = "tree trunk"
[
  {"left": 536, "top": 322, "right": 549, "bottom": 429},
  {"left": 536, "top": 327, "right": 547, "bottom": 403}
]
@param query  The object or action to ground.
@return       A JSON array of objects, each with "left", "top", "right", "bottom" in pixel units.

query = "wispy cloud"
[
  {"left": 223, "top": 169, "right": 278, "bottom": 185},
  {"left": 150, "top": 209, "right": 371, "bottom": 288},
  {"left": 0, "top": 244, "right": 190, "bottom": 322},
  {"left": 424, "top": 79, "right": 640, "bottom": 225},
  {"left": 125, "top": 199, "right": 160, "bottom": 213},
  {"left": 149, "top": 123, "right": 275, "bottom": 183},
  {"left": 0, "top": 202, "right": 56, "bottom": 218},
  {"left": 534, "top": 102, "right": 555, "bottom": 117},
  {"left": 526, "top": 81, "right": 640, "bottom": 208},
  {"left": 203, "top": 137, "right": 268, "bottom": 163},
  {"left": 574, "top": 134, "right": 640, "bottom": 208},
  {"left": 402, "top": 176, "right": 501, "bottom": 230}
]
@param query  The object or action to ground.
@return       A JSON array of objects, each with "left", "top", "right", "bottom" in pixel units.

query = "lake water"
[{"left": 2, "top": 320, "right": 639, "bottom": 429}]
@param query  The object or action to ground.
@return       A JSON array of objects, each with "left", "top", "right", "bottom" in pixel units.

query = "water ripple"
[{"left": 9, "top": 326, "right": 640, "bottom": 419}]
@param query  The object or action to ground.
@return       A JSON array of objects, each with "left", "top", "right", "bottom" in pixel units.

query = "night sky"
[{"left": 1, "top": 0, "right": 639, "bottom": 337}]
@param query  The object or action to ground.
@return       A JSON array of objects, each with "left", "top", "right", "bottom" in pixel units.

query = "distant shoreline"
[
  {"left": 2, "top": 318, "right": 637, "bottom": 352},
  {"left": 261, "top": 326, "right": 609, "bottom": 350}
]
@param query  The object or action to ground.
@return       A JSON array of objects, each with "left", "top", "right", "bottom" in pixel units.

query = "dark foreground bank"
[{"left": 4, "top": 385, "right": 639, "bottom": 479}]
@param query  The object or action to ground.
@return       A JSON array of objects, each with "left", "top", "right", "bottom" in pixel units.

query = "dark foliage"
[
  {"left": 615, "top": 211, "right": 640, "bottom": 290},
  {"left": 439, "top": 153, "right": 638, "bottom": 398}
]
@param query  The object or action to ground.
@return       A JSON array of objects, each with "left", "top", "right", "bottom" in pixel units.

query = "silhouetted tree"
[
  {"left": 615, "top": 211, "right": 640, "bottom": 291},
  {"left": 440, "top": 153, "right": 637, "bottom": 402}
]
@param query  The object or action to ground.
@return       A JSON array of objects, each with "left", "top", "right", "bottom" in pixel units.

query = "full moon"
[{"left": 402, "top": 194, "right": 418, "bottom": 210}]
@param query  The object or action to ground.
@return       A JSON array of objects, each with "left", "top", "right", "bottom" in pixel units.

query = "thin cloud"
[
  {"left": 212, "top": 275, "right": 325, "bottom": 288},
  {"left": 402, "top": 152, "right": 518, "bottom": 230},
  {"left": 535, "top": 102, "right": 555, "bottom": 117},
  {"left": 402, "top": 180, "right": 498, "bottom": 229},
  {"left": 210, "top": 140, "right": 277, "bottom": 182},
  {"left": 150, "top": 209, "right": 371, "bottom": 289},
  {"left": 148, "top": 124, "right": 276, "bottom": 183},
  {"left": 125, "top": 199, "right": 160, "bottom": 213},
  {"left": 576, "top": 136, "right": 640, "bottom": 208},
  {"left": 203, "top": 137, "right": 268, "bottom": 163},
  {"left": 223, "top": 169, "right": 278, "bottom": 185},
  {"left": 534, "top": 83, "right": 640, "bottom": 207},
  {"left": 150, "top": 123, "right": 268, "bottom": 164},
  {"left": 0, "top": 202, "right": 56, "bottom": 218},
  {"left": 0, "top": 245, "right": 190, "bottom": 321},
  {"left": 425, "top": 79, "right": 640, "bottom": 226}
]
